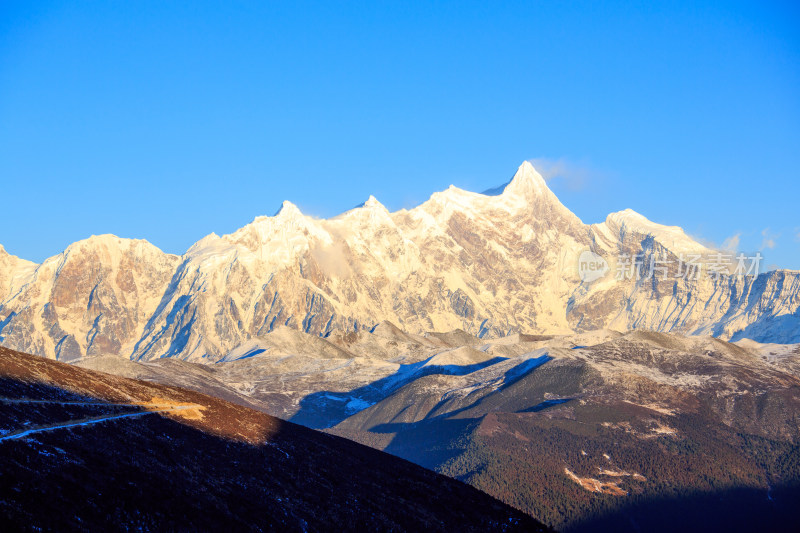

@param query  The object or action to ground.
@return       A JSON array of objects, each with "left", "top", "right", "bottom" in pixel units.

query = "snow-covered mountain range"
[{"left": 1, "top": 162, "right": 798, "bottom": 361}]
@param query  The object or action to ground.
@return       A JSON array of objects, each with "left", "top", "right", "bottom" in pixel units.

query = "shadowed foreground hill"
[{"left": 0, "top": 347, "right": 548, "bottom": 532}]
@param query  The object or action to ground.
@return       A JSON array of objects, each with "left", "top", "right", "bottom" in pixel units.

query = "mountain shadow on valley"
[{"left": 288, "top": 353, "right": 511, "bottom": 428}]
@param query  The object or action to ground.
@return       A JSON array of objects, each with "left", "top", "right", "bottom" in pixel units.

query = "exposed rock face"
[
  {"left": 576, "top": 213, "right": 800, "bottom": 343},
  {"left": 1, "top": 162, "right": 799, "bottom": 360},
  {"left": 0, "top": 236, "right": 180, "bottom": 360}
]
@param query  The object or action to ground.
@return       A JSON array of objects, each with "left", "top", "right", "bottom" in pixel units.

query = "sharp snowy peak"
[{"left": 1, "top": 161, "right": 799, "bottom": 361}]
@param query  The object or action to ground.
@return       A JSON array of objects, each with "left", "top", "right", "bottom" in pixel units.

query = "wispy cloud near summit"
[
  {"left": 721, "top": 233, "right": 742, "bottom": 253},
  {"left": 527, "top": 158, "right": 601, "bottom": 191},
  {"left": 761, "top": 228, "right": 779, "bottom": 250}
]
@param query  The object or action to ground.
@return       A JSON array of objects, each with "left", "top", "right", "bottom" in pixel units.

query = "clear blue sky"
[{"left": 1, "top": 1, "right": 798, "bottom": 268}]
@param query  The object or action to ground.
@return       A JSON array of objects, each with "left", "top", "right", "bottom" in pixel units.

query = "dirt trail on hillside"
[{"left": 0, "top": 398, "right": 204, "bottom": 442}]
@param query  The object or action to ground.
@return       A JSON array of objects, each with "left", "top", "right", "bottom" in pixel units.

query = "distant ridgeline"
[{"left": 0, "top": 162, "right": 798, "bottom": 362}]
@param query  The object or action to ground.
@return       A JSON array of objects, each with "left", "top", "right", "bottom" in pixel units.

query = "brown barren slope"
[{"left": 0, "top": 346, "right": 549, "bottom": 532}]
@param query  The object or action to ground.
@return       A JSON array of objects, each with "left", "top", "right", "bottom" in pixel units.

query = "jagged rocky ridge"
[{"left": 1, "top": 162, "right": 799, "bottom": 361}]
